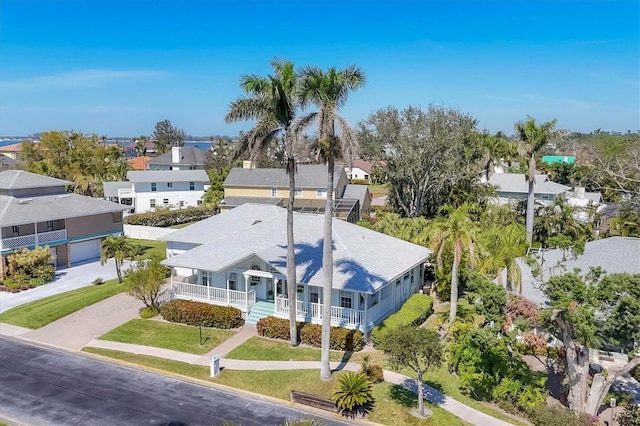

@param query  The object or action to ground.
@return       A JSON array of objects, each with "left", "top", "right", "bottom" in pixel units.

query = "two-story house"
[
  {"left": 104, "top": 170, "right": 210, "bottom": 214},
  {"left": 220, "top": 163, "right": 371, "bottom": 222},
  {"left": 146, "top": 146, "right": 206, "bottom": 171},
  {"left": 0, "top": 170, "right": 129, "bottom": 277}
]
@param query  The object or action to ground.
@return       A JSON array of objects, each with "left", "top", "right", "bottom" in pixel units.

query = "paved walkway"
[{"left": 0, "top": 291, "right": 516, "bottom": 426}]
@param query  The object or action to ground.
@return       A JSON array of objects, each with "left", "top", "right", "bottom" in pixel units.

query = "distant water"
[
  {"left": 0, "top": 139, "right": 24, "bottom": 147},
  {"left": 0, "top": 139, "right": 213, "bottom": 150}
]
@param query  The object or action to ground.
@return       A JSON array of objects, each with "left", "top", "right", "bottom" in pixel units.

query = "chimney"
[
  {"left": 171, "top": 146, "right": 181, "bottom": 163},
  {"left": 242, "top": 160, "right": 255, "bottom": 169},
  {"left": 575, "top": 186, "right": 585, "bottom": 200}
]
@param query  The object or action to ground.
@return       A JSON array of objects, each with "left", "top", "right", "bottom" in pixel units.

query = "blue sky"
[{"left": 1, "top": 0, "right": 638, "bottom": 137}]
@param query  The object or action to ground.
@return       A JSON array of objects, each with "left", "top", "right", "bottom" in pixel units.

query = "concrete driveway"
[{"left": 0, "top": 259, "right": 133, "bottom": 313}]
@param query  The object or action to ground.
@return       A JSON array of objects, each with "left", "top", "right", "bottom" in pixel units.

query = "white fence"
[{"left": 123, "top": 225, "right": 175, "bottom": 241}]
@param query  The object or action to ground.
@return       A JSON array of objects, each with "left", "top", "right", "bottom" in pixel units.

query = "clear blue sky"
[{"left": 1, "top": 0, "right": 638, "bottom": 137}]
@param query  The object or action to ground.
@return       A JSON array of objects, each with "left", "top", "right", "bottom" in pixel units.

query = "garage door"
[{"left": 69, "top": 239, "right": 101, "bottom": 264}]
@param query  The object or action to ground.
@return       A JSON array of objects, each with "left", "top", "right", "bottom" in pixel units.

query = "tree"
[
  {"left": 381, "top": 326, "right": 443, "bottom": 417},
  {"left": 514, "top": 117, "right": 558, "bottom": 243},
  {"left": 430, "top": 203, "right": 478, "bottom": 322},
  {"left": 331, "top": 371, "right": 374, "bottom": 418},
  {"left": 100, "top": 235, "right": 138, "bottom": 283},
  {"left": 135, "top": 135, "right": 149, "bottom": 157},
  {"left": 225, "top": 58, "right": 301, "bottom": 347},
  {"left": 296, "top": 64, "right": 366, "bottom": 380},
  {"left": 153, "top": 119, "right": 186, "bottom": 154},
  {"left": 542, "top": 272, "right": 640, "bottom": 415},
  {"left": 125, "top": 256, "right": 167, "bottom": 310},
  {"left": 479, "top": 222, "right": 527, "bottom": 293},
  {"left": 357, "top": 105, "right": 482, "bottom": 218}
]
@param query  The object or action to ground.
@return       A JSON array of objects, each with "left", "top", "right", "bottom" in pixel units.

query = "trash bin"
[{"left": 210, "top": 354, "right": 220, "bottom": 378}]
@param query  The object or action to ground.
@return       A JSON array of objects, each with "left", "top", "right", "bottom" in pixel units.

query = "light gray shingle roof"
[
  {"left": 0, "top": 193, "right": 129, "bottom": 226},
  {"left": 514, "top": 237, "right": 640, "bottom": 306},
  {"left": 343, "top": 184, "right": 370, "bottom": 206},
  {"left": 103, "top": 181, "right": 133, "bottom": 197},
  {"left": 223, "top": 165, "right": 344, "bottom": 189},
  {"left": 0, "top": 170, "right": 72, "bottom": 190},
  {"left": 0, "top": 155, "right": 19, "bottom": 167},
  {"left": 162, "top": 204, "right": 431, "bottom": 293},
  {"left": 488, "top": 173, "right": 570, "bottom": 195},
  {"left": 126, "top": 170, "right": 210, "bottom": 183},
  {"left": 220, "top": 196, "right": 283, "bottom": 208},
  {"left": 147, "top": 146, "right": 206, "bottom": 167}
]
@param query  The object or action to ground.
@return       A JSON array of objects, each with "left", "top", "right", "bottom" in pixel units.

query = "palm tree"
[
  {"left": 135, "top": 136, "right": 149, "bottom": 157},
  {"left": 430, "top": 203, "right": 478, "bottom": 322},
  {"left": 100, "top": 235, "right": 138, "bottom": 283},
  {"left": 515, "top": 117, "right": 557, "bottom": 243},
  {"left": 480, "top": 223, "right": 527, "bottom": 293},
  {"left": 296, "top": 64, "right": 366, "bottom": 380},
  {"left": 225, "top": 58, "right": 301, "bottom": 347},
  {"left": 331, "top": 371, "right": 374, "bottom": 418}
]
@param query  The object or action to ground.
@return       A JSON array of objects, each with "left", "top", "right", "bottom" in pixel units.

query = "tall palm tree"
[
  {"left": 100, "top": 235, "right": 138, "bottom": 283},
  {"left": 296, "top": 65, "right": 366, "bottom": 380},
  {"left": 515, "top": 117, "right": 557, "bottom": 243},
  {"left": 430, "top": 203, "right": 478, "bottom": 323},
  {"left": 480, "top": 222, "right": 527, "bottom": 293},
  {"left": 225, "top": 58, "right": 301, "bottom": 347}
]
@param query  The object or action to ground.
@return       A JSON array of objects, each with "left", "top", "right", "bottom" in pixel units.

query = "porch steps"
[{"left": 245, "top": 301, "right": 275, "bottom": 326}]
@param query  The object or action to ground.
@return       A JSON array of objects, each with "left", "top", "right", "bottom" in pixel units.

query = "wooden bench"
[{"left": 290, "top": 390, "right": 338, "bottom": 413}]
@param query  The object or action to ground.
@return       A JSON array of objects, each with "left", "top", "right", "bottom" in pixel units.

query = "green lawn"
[
  {"left": 127, "top": 238, "right": 166, "bottom": 260},
  {"left": 169, "top": 222, "right": 196, "bottom": 229},
  {"left": 0, "top": 278, "right": 124, "bottom": 329},
  {"left": 99, "top": 319, "right": 235, "bottom": 355},
  {"left": 368, "top": 183, "right": 389, "bottom": 198},
  {"left": 82, "top": 347, "right": 469, "bottom": 426}
]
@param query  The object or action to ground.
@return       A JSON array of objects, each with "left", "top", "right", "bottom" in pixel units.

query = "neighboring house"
[
  {"left": 0, "top": 154, "right": 19, "bottom": 170},
  {"left": 127, "top": 140, "right": 157, "bottom": 157},
  {"left": 0, "top": 170, "right": 128, "bottom": 276},
  {"left": 337, "top": 159, "right": 375, "bottom": 183},
  {"left": 104, "top": 170, "right": 210, "bottom": 214},
  {"left": 146, "top": 146, "right": 206, "bottom": 170},
  {"left": 541, "top": 155, "right": 576, "bottom": 165},
  {"left": 221, "top": 163, "right": 371, "bottom": 222},
  {"left": 128, "top": 156, "right": 152, "bottom": 171},
  {"left": 160, "top": 204, "right": 431, "bottom": 334},
  {"left": 0, "top": 143, "right": 22, "bottom": 160},
  {"left": 503, "top": 237, "right": 640, "bottom": 307}
]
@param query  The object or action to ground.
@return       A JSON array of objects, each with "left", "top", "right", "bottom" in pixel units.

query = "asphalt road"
[{"left": 0, "top": 337, "right": 349, "bottom": 426}]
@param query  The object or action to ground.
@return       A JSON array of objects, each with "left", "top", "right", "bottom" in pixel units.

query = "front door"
[{"left": 266, "top": 278, "right": 274, "bottom": 301}]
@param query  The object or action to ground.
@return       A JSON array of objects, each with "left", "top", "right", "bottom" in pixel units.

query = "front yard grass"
[
  {"left": 127, "top": 238, "right": 166, "bottom": 260},
  {"left": 99, "top": 319, "right": 235, "bottom": 355},
  {"left": 81, "top": 347, "right": 468, "bottom": 425},
  {"left": 368, "top": 183, "right": 389, "bottom": 198},
  {"left": 0, "top": 278, "right": 124, "bottom": 329}
]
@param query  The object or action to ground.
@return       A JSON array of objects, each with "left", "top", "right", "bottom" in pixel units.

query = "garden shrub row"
[
  {"left": 0, "top": 246, "right": 56, "bottom": 292},
  {"left": 124, "top": 206, "right": 217, "bottom": 227},
  {"left": 160, "top": 299, "right": 242, "bottom": 329},
  {"left": 256, "top": 316, "right": 365, "bottom": 352},
  {"left": 370, "top": 293, "right": 433, "bottom": 347}
]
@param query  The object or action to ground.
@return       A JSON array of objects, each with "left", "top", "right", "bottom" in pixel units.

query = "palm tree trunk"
[
  {"left": 526, "top": 155, "right": 536, "bottom": 243},
  {"left": 116, "top": 258, "right": 123, "bottom": 283},
  {"left": 449, "top": 250, "right": 459, "bottom": 323},
  {"left": 286, "top": 158, "right": 298, "bottom": 347},
  {"left": 320, "top": 153, "right": 335, "bottom": 381}
]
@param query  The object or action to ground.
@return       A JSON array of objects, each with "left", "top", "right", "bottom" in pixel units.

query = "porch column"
[
  {"left": 34, "top": 222, "right": 39, "bottom": 246},
  {"left": 363, "top": 294, "right": 368, "bottom": 331},
  {"left": 244, "top": 274, "right": 249, "bottom": 312},
  {"left": 226, "top": 273, "right": 230, "bottom": 305}
]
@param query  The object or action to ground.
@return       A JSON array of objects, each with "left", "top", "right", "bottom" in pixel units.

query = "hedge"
[
  {"left": 160, "top": 299, "right": 242, "bottom": 329},
  {"left": 124, "top": 206, "right": 217, "bottom": 227},
  {"left": 371, "top": 293, "right": 433, "bottom": 347},
  {"left": 256, "top": 316, "right": 365, "bottom": 351}
]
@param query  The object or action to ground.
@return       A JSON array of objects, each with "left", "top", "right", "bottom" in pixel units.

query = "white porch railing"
[
  {"left": 275, "top": 296, "right": 365, "bottom": 329},
  {"left": 172, "top": 281, "right": 255, "bottom": 312},
  {"left": 1, "top": 229, "right": 67, "bottom": 250}
]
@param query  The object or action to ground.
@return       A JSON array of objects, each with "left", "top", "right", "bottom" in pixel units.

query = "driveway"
[{"left": 0, "top": 259, "right": 132, "bottom": 313}]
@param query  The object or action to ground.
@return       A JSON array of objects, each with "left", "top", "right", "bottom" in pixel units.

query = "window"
[
  {"left": 411, "top": 269, "right": 415, "bottom": 284},
  {"left": 364, "top": 174, "right": 369, "bottom": 181},
  {"left": 150, "top": 199, "right": 156, "bottom": 208},
  {"left": 316, "top": 189, "right": 327, "bottom": 198},
  {"left": 112, "top": 213, "right": 122, "bottom": 224},
  {"left": 151, "top": 183, "right": 157, "bottom": 192},
  {"left": 12, "top": 225, "right": 19, "bottom": 235},
  {"left": 189, "top": 181, "right": 195, "bottom": 191},
  {"left": 47, "top": 221, "right": 54, "bottom": 231},
  {"left": 293, "top": 188, "right": 303, "bottom": 198},
  {"left": 202, "top": 274, "right": 209, "bottom": 286},
  {"left": 167, "top": 182, "right": 173, "bottom": 188},
  {"left": 271, "top": 187, "right": 278, "bottom": 197},
  {"left": 369, "top": 292, "right": 379, "bottom": 307},
  {"left": 228, "top": 272, "right": 237, "bottom": 290},
  {"left": 250, "top": 263, "right": 261, "bottom": 285},
  {"left": 340, "top": 291, "right": 352, "bottom": 309},
  {"left": 310, "top": 287, "right": 320, "bottom": 304},
  {"left": 163, "top": 198, "right": 169, "bottom": 205},
  {"left": 197, "top": 200, "right": 203, "bottom": 206}
]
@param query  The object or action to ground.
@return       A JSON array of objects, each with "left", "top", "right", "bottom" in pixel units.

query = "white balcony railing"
[
  {"left": 274, "top": 296, "right": 365, "bottom": 329},
  {"left": 1, "top": 229, "right": 67, "bottom": 250},
  {"left": 172, "top": 281, "right": 255, "bottom": 312}
]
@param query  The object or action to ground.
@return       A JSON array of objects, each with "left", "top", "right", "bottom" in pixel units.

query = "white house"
[
  {"left": 160, "top": 204, "right": 431, "bottom": 334},
  {"left": 104, "top": 170, "right": 210, "bottom": 214}
]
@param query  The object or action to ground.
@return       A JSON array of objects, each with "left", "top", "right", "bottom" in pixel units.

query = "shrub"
[
  {"left": 92, "top": 277, "right": 105, "bottom": 286},
  {"left": 331, "top": 372, "right": 374, "bottom": 417},
  {"left": 256, "top": 317, "right": 365, "bottom": 351},
  {"left": 3, "top": 246, "right": 55, "bottom": 291},
  {"left": 124, "top": 206, "right": 217, "bottom": 227},
  {"left": 359, "top": 355, "right": 384, "bottom": 384},
  {"left": 160, "top": 299, "right": 242, "bottom": 329},
  {"left": 617, "top": 404, "right": 640, "bottom": 426},
  {"left": 140, "top": 306, "right": 159, "bottom": 318},
  {"left": 528, "top": 406, "right": 594, "bottom": 426},
  {"left": 371, "top": 293, "right": 433, "bottom": 347},
  {"left": 350, "top": 179, "right": 369, "bottom": 185}
]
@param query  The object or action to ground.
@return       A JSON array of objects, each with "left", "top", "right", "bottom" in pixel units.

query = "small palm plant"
[{"left": 331, "top": 371, "right": 374, "bottom": 418}]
